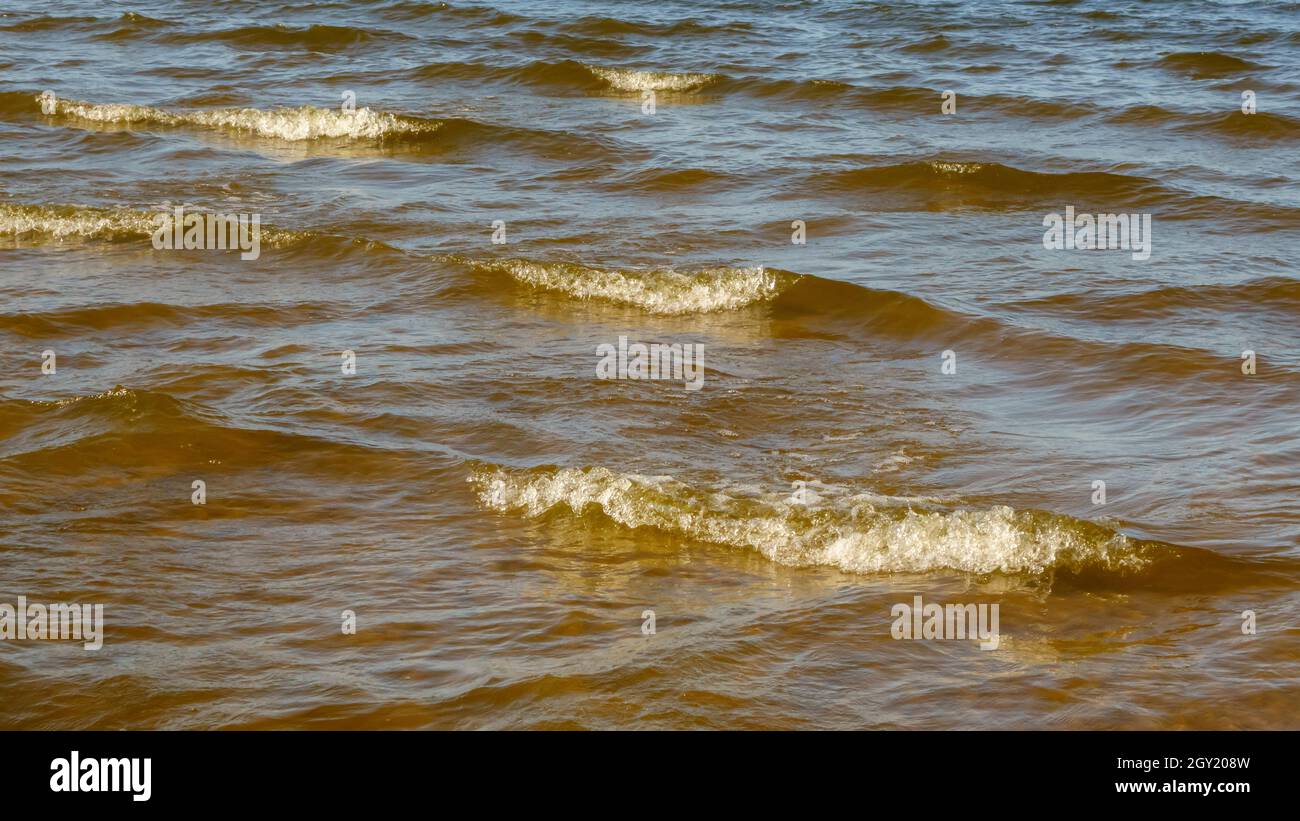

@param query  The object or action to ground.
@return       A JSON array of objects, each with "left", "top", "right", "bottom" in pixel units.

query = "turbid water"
[{"left": 1, "top": 0, "right": 1297, "bottom": 729}]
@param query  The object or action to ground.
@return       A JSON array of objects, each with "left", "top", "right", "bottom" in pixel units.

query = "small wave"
[
  {"left": 0, "top": 202, "right": 161, "bottom": 242},
  {"left": 0, "top": 203, "right": 312, "bottom": 248},
  {"left": 1105, "top": 104, "right": 1200, "bottom": 126},
  {"left": 443, "top": 257, "right": 1300, "bottom": 387},
  {"left": 974, "top": 93, "right": 1093, "bottom": 119},
  {"left": 731, "top": 78, "right": 934, "bottom": 108},
  {"left": 509, "top": 28, "right": 652, "bottom": 59},
  {"left": 411, "top": 59, "right": 720, "bottom": 95},
  {"left": 0, "top": 15, "right": 97, "bottom": 32},
  {"left": 1159, "top": 51, "right": 1264, "bottom": 78},
  {"left": 1106, "top": 105, "right": 1300, "bottom": 141},
  {"left": 1002, "top": 277, "right": 1300, "bottom": 319},
  {"left": 411, "top": 58, "right": 594, "bottom": 90},
  {"left": 162, "top": 23, "right": 407, "bottom": 51},
  {"left": 584, "top": 65, "right": 720, "bottom": 92},
  {"left": 608, "top": 167, "right": 737, "bottom": 191},
  {"left": 0, "top": 300, "right": 335, "bottom": 338},
  {"left": 714, "top": 80, "right": 1091, "bottom": 121},
  {"left": 769, "top": 275, "right": 966, "bottom": 337},
  {"left": 409, "top": 59, "right": 519, "bottom": 83},
  {"left": 805, "top": 157, "right": 1300, "bottom": 225},
  {"left": 459, "top": 257, "right": 796, "bottom": 314},
  {"left": 811, "top": 158, "right": 1170, "bottom": 211},
  {"left": 0, "top": 386, "right": 417, "bottom": 477},
  {"left": 456, "top": 65, "right": 924, "bottom": 106},
  {"left": 561, "top": 16, "right": 752, "bottom": 38},
  {"left": 1186, "top": 110, "right": 1300, "bottom": 142},
  {"left": 447, "top": 256, "right": 992, "bottom": 337},
  {"left": 900, "top": 34, "right": 954, "bottom": 53},
  {"left": 92, "top": 12, "right": 174, "bottom": 42},
  {"left": 772, "top": 274, "right": 1300, "bottom": 385},
  {"left": 36, "top": 95, "right": 443, "bottom": 142},
  {"left": 31, "top": 385, "right": 193, "bottom": 415},
  {"left": 0, "top": 12, "right": 169, "bottom": 39},
  {"left": 0, "top": 387, "right": 216, "bottom": 461},
  {"left": 469, "top": 465, "right": 1155, "bottom": 576},
  {"left": 21, "top": 93, "right": 615, "bottom": 159},
  {"left": 380, "top": 1, "right": 529, "bottom": 26}
]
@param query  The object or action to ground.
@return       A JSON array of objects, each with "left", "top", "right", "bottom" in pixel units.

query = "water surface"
[{"left": 1, "top": 0, "right": 1298, "bottom": 729}]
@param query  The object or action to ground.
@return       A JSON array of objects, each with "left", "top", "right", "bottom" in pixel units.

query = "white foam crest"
[
  {"left": 0, "top": 203, "right": 157, "bottom": 240},
  {"left": 0, "top": 203, "right": 304, "bottom": 245},
  {"left": 44, "top": 95, "right": 439, "bottom": 141},
  {"left": 489, "top": 259, "right": 791, "bottom": 314},
  {"left": 470, "top": 466, "right": 1149, "bottom": 576},
  {"left": 586, "top": 66, "right": 718, "bottom": 92}
]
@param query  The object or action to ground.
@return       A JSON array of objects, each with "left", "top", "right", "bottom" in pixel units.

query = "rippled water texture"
[{"left": 1, "top": 0, "right": 1298, "bottom": 729}]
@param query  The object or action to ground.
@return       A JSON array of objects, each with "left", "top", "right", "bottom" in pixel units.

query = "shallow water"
[{"left": 1, "top": 0, "right": 1298, "bottom": 729}]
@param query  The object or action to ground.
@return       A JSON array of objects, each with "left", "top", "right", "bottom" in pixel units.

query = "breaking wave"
[
  {"left": 469, "top": 465, "right": 1156, "bottom": 576},
  {"left": 33, "top": 94, "right": 443, "bottom": 141},
  {"left": 0, "top": 203, "right": 304, "bottom": 245},
  {"left": 0, "top": 202, "right": 165, "bottom": 242},
  {"left": 816, "top": 159, "right": 1158, "bottom": 199},
  {"left": 584, "top": 65, "right": 720, "bottom": 92},
  {"left": 458, "top": 257, "right": 795, "bottom": 314}
]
